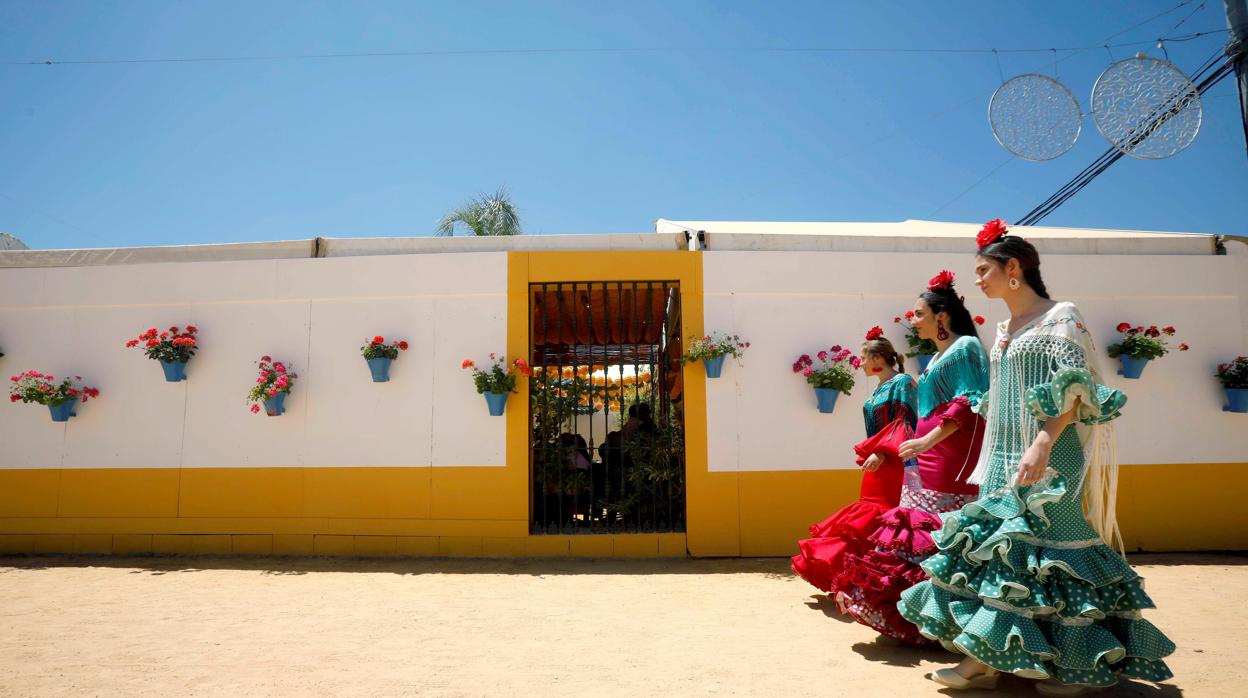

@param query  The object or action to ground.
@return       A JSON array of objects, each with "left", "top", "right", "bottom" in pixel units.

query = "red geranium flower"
[
  {"left": 904, "top": 311, "right": 915, "bottom": 320},
  {"left": 928, "top": 270, "right": 955, "bottom": 291},
  {"left": 372, "top": 336, "right": 384, "bottom": 345},
  {"left": 462, "top": 359, "right": 475, "bottom": 369},
  {"left": 977, "top": 218, "right": 1008, "bottom": 249},
  {"left": 973, "top": 316, "right": 985, "bottom": 326},
  {"left": 893, "top": 317, "right": 901, "bottom": 324},
  {"left": 1163, "top": 326, "right": 1176, "bottom": 335},
  {"left": 125, "top": 339, "right": 139, "bottom": 347},
  {"left": 398, "top": 341, "right": 409, "bottom": 351},
  {"left": 1179, "top": 343, "right": 1189, "bottom": 351},
  {"left": 865, "top": 326, "right": 884, "bottom": 341},
  {"left": 186, "top": 325, "right": 198, "bottom": 334},
  {"left": 1116, "top": 322, "right": 1130, "bottom": 333}
]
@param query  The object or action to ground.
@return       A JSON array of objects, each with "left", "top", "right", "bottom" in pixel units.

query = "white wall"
[
  {"left": 703, "top": 250, "right": 1248, "bottom": 472},
  {"left": 0, "top": 253, "right": 508, "bottom": 469}
]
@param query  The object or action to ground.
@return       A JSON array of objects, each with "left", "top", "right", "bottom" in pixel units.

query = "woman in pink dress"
[{"left": 833, "top": 271, "right": 989, "bottom": 644}]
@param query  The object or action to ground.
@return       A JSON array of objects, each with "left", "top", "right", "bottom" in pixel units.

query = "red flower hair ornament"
[
  {"left": 928, "top": 270, "right": 956, "bottom": 292},
  {"left": 864, "top": 326, "right": 884, "bottom": 341},
  {"left": 977, "top": 218, "right": 1008, "bottom": 249}
]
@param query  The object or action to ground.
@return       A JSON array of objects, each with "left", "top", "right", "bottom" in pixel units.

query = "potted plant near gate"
[
  {"left": 360, "top": 335, "right": 409, "bottom": 382},
  {"left": 125, "top": 325, "right": 198, "bottom": 381},
  {"left": 247, "top": 356, "right": 298, "bottom": 416},
  {"left": 1107, "top": 323, "right": 1188, "bottom": 379},
  {"left": 463, "top": 353, "right": 531, "bottom": 416},
  {"left": 792, "top": 346, "right": 860, "bottom": 414},
  {"left": 1216, "top": 356, "right": 1248, "bottom": 413},
  {"left": 9, "top": 370, "right": 100, "bottom": 422},
  {"left": 681, "top": 332, "right": 750, "bottom": 378}
]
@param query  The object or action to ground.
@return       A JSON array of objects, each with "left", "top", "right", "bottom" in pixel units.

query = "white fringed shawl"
[{"left": 967, "top": 301, "right": 1124, "bottom": 552}]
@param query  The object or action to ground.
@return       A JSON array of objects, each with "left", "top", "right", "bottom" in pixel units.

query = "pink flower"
[
  {"left": 250, "top": 403, "right": 261, "bottom": 413},
  {"left": 817, "top": 351, "right": 828, "bottom": 361},
  {"left": 267, "top": 389, "right": 278, "bottom": 398},
  {"left": 9, "top": 394, "right": 18, "bottom": 402},
  {"left": 830, "top": 345, "right": 842, "bottom": 353},
  {"left": 186, "top": 325, "right": 198, "bottom": 334},
  {"left": 260, "top": 355, "right": 272, "bottom": 362},
  {"left": 802, "top": 368, "right": 814, "bottom": 378},
  {"left": 850, "top": 357, "right": 862, "bottom": 369},
  {"left": 274, "top": 363, "right": 287, "bottom": 373},
  {"left": 257, "top": 376, "right": 267, "bottom": 384}
]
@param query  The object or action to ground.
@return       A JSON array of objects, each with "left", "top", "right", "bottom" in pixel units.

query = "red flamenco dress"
[
  {"left": 791, "top": 373, "right": 917, "bottom": 594},
  {"left": 834, "top": 334, "right": 990, "bottom": 644}
]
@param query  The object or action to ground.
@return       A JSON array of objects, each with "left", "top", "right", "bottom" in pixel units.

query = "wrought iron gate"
[{"left": 529, "top": 281, "right": 686, "bottom": 534}]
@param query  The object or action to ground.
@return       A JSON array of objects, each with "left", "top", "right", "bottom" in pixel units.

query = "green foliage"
[
  {"left": 435, "top": 188, "right": 521, "bottom": 237},
  {"left": 681, "top": 332, "right": 750, "bottom": 364},
  {"left": 1216, "top": 356, "right": 1248, "bottom": 389}
]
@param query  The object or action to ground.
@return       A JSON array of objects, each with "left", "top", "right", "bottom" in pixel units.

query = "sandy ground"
[{"left": 0, "top": 553, "right": 1244, "bottom": 698}]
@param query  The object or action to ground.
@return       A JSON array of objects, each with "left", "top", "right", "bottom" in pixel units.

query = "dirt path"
[{"left": 1, "top": 554, "right": 1242, "bottom": 697}]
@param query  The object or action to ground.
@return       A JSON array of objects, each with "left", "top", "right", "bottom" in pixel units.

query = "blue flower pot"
[
  {"left": 704, "top": 355, "right": 726, "bottom": 379},
  {"left": 160, "top": 360, "right": 188, "bottom": 382},
  {"left": 49, "top": 398, "right": 78, "bottom": 422},
  {"left": 263, "top": 392, "right": 287, "bottom": 416},
  {"left": 484, "top": 391, "right": 509, "bottom": 416},
  {"left": 366, "top": 357, "right": 393, "bottom": 382},
  {"left": 915, "top": 354, "right": 934, "bottom": 373},
  {"left": 813, "top": 387, "right": 840, "bottom": 414},
  {"left": 1117, "top": 356, "right": 1149, "bottom": 379},
  {"left": 1224, "top": 388, "right": 1248, "bottom": 413}
]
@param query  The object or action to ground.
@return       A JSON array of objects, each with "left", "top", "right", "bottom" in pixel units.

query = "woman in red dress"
[{"left": 791, "top": 327, "right": 917, "bottom": 595}]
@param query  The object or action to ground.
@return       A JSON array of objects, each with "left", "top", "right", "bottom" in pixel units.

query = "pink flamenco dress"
[
  {"left": 834, "top": 334, "right": 990, "bottom": 644},
  {"left": 791, "top": 373, "right": 917, "bottom": 594}
]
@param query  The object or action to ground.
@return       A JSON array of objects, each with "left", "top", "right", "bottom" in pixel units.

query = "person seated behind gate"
[{"left": 558, "top": 433, "right": 592, "bottom": 471}]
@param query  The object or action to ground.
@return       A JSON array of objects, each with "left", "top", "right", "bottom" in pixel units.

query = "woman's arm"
[
  {"left": 1016, "top": 400, "right": 1080, "bottom": 486},
  {"left": 897, "top": 421, "right": 959, "bottom": 461}
]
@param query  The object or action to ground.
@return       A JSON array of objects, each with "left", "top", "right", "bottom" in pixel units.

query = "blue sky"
[{"left": 1, "top": 0, "right": 1244, "bottom": 249}]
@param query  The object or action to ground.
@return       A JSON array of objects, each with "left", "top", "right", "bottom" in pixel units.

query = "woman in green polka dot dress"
[{"left": 897, "top": 221, "right": 1175, "bottom": 696}]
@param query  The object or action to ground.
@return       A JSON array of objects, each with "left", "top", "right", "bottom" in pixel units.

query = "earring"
[
  {"left": 937, "top": 320, "right": 949, "bottom": 341},
  {"left": 1008, "top": 277, "right": 1021, "bottom": 291}
]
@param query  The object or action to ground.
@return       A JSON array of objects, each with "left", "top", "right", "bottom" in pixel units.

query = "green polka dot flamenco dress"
[{"left": 898, "top": 302, "right": 1175, "bottom": 689}]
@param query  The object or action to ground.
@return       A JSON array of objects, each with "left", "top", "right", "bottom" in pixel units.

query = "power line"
[
  {"left": 1016, "top": 48, "right": 1234, "bottom": 226},
  {"left": 2, "top": 34, "right": 1227, "bottom": 67},
  {"left": 926, "top": 156, "right": 1015, "bottom": 218}
]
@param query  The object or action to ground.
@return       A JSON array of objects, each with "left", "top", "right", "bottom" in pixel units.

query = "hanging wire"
[
  {"left": 1016, "top": 47, "right": 1232, "bottom": 226},
  {"left": 993, "top": 48, "right": 1005, "bottom": 82}
]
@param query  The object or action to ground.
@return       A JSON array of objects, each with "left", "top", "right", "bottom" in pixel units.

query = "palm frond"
[{"left": 435, "top": 187, "right": 521, "bottom": 236}]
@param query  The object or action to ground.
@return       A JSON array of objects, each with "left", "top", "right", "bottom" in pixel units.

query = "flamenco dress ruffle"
[
  {"left": 897, "top": 370, "right": 1174, "bottom": 687},
  {"left": 790, "top": 420, "right": 907, "bottom": 594}
]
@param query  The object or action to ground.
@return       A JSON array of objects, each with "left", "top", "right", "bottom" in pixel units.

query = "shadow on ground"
[{"left": 0, "top": 552, "right": 1240, "bottom": 579}]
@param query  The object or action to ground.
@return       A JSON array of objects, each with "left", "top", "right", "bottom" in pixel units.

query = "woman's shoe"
[
  {"left": 931, "top": 666, "right": 1000, "bottom": 690},
  {"left": 1035, "top": 680, "right": 1095, "bottom": 696}
]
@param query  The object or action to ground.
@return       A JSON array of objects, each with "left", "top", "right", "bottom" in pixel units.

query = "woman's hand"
[
  {"left": 1015, "top": 440, "right": 1052, "bottom": 486},
  {"left": 897, "top": 437, "right": 932, "bottom": 461},
  {"left": 861, "top": 453, "right": 883, "bottom": 472}
]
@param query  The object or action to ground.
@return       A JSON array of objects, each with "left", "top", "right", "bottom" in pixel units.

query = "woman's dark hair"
[
  {"left": 862, "top": 338, "right": 905, "bottom": 374},
  {"left": 920, "top": 284, "right": 979, "bottom": 340},
  {"left": 977, "top": 235, "right": 1051, "bottom": 299}
]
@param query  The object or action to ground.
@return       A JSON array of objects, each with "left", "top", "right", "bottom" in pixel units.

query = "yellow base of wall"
[
  {"left": 0, "top": 462, "right": 1243, "bottom": 558},
  {"left": 0, "top": 532, "right": 688, "bottom": 558}
]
